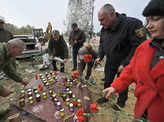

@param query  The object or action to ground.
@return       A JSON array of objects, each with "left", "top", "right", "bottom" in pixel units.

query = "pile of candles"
[{"left": 18, "top": 71, "right": 85, "bottom": 120}]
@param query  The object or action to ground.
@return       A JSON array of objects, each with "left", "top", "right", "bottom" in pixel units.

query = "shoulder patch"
[{"left": 135, "top": 27, "right": 146, "bottom": 38}]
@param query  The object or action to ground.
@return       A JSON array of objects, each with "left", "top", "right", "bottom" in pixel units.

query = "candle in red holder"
[
  {"left": 53, "top": 71, "right": 57, "bottom": 75},
  {"left": 38, "top": 84, "right": 43, "bottom": 91},
  {"left": 34, "top": 74, "right": 38, "bottom": 80}
]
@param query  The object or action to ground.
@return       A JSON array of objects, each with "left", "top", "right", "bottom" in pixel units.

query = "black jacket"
[
  {"left": 48, "top": 35, "right": 68, "bottom": 59},
  {"left": 98, "top": 13, "right": 146, "bottom": 68},
  {"left": 69, "top": 29, "right": 86, "bottom": 50}
]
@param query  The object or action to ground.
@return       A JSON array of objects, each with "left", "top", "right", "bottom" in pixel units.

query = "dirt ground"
[{"left": 0, "top": 56, "right": 137, "bottom": 122}]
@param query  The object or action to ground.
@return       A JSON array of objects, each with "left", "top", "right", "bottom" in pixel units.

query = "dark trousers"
[
  {"left": 52, "top": 60, "right": 64, "bottom": 72},
  {"left": 133, "top": 110, "right": 148, "bottom": 122},
  {"left": 72, "top": 47, "right": 79, "bottom": 69},
  {"left": 104, "top": 59, "right": 128, "bottom": 106},
  {"left": 78, "top": 61, "right": 94, "bottom": 80}
]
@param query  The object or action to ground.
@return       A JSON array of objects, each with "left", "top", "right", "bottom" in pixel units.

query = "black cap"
[
  {"left": 71, "top": 23, "right": 78, "bottom": 29},
  {"left": 143, "top": 0, "right": 164, "bottom": 17}
]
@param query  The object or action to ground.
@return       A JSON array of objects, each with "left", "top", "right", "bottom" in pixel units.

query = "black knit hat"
[
  {"left": 71, "top": 23, "right": 78, "bottom": 29},
  {"left": 143, "top": 0, "right": 164, "bottom": 17}
]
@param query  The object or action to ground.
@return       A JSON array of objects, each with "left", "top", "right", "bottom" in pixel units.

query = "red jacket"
[{"left": 111, "top": 39, "right": 164, "bottom": 122}]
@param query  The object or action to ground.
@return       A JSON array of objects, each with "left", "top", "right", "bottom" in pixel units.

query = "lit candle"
[
  {"left": 69, "top": 103, "right": 74, "bottom": 112},
  {"left": 53, "top": 98, "right": 58, "bottom": 105},
  {"left": 20, "top": 90, "right": 25, "bottom": 98},
  {"left": 49, "top": 90, "right": 53, "bottom": 96},
  {"left": 51, "top": 93, "right": 56, "bottom": 100},
  {"left": 77, "top": 99, "right": 82, "bottom": 108},
  {"left": 50, "top": 71, "right": 53, "bottom": 76},
  {"left": 68, "top": 91, "right": 73, "bottom": 98},
  {"left": 27, "top": 88, "right": 32, "bottom": 93},
  {"left": 28, "top": 96, "right": 34, "bottom": 105},
  {"left": 62, "top": 94, "right": 67, "bottom": 101},
  {"left": 27, "top": 92, "right": 32, "bottom": 97},
  {"left": 72, "top": 94, "right": 76, "bottom": 101},
  {"left": 69, "top": 82, "right": 73, "bottom": 88},
  {"left": 65, "top": 98, "right": 70, "bottom": 106},
  {"left": 34, "top": 89, "right": 39, "bottom": 94},
  {"left": 56, "top": 102, "right": 61, "bottom": 111},
  {"left": 42, "top": 92, "right": 47, "bottom": 100},
  {"left": 45, "top": 82, "right": 50, "bottom": 89},
  {"left": 35, "top": 94, "right": 41, "bottom": 102},
  {"left": 59, "top": 108, "right": 65, "bottom": 118},
  {"left": 42, "top": 80, "right": 47, "bottom": 85},
  {"left": 19, "top": 98, "right": 25, "bottom": 107}
]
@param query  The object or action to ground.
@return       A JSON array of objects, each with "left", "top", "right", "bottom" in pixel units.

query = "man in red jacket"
[{"left": 103, "top": 0, "right": 164, "bottom": 121}]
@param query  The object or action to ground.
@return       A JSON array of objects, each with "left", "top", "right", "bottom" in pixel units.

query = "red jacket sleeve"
[
  {"left": 111, "top": 43, "right": 143, "bottom": 93},
  {"left": 111, "top": 59, "right": 135, "bottom": 93}
]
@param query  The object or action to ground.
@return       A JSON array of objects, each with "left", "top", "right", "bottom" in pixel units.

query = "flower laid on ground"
[
  {"left": 53, "top": 71, "right": 57, "bottom": 75},
  {"left": 90, "top": 102, "right": 98, "bottom": 113},
  {"left": 76, "top": 108, "right": 85, "bottom": 122},
  {"left": 64, "top": 82, "right": 68, "bottom": 86},
  {"left": 72, "top": 72, "right": 80, "bottom": 79},
  {"left": 72, "top": 101, "right": 78, "bottom": 107}
]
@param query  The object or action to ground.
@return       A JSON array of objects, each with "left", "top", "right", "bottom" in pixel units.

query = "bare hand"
[
  {"left": 21, "top": 79, "right": 28, "bottom": 86},
  {"left": 50, "top": 56, "right": 54, "bottom": 60},
  {"left": 1, "top": 87, "right": 13, "bottom": 97},
  {"left": 103, "top": 87, "right": 116, "bottom": 99},
  {"left": 74, "top": 40, "right": 77, "bottom": 44},
  {"left": 64, "top": 58, "right": 68, "bottom": 63},
  {"left": 76, "top": 82, "right": 82, "bottom": 88},
  {"left": 69, "top": 45, "right": 72, "bottom": 48},
  {"left": 118, "top": 65, "right": 124, "bottom": 73},
  {"left": 95, "top": 58, "right": 100, "bottom": 63}
]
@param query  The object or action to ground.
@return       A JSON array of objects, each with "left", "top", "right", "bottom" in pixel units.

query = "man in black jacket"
[
  {"left": 69, "top": 23, "right": 86, "bottom": 71},
  {"left": 48, "top": 30, "right": 68, "bottom": 72},
  {"left": 96, "top": 4, "right": 146, "bottom": 108}
]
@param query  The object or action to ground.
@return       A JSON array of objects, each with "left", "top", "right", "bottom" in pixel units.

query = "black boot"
[{"left": 97, "top": 97, "right": 109, "bottom": 104}]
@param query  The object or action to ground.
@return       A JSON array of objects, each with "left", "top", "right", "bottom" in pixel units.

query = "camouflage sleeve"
[
  {"left": 0, "top": 85, "right": 5, "bottom": 96},
  {"left": 2, "top": 59, "right": 22, "bottom": 82}
]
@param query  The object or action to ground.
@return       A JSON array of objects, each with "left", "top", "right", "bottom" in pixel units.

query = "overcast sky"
[{"left": 0, "top": 0, "right": 150, "bottom": 32}]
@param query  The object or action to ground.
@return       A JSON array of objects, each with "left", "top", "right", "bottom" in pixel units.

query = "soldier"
[
  {"left": 96, "top": 3, "right": 146, "bottom": 109},
  {"left": 0, "top": 39, "right": 28, "bottom": 97},
  {"left": 48, "top": 30, "right": 68, "bottom": 72},
  {"left": 69, "top": 23, "right": 86, "bottom": 71},
  {"left": 0, "top": 38, "right": 28, "bottom": 118},
  {"left": 0, "top": 16, "right": 13, "bottom": 42}
]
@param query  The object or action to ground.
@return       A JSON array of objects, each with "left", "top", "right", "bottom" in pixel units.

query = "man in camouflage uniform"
[
  {"left": 0, "top": 16, "right": 13, "bottom": 43},
  {"left": 0, "top": 39, "right": 28, "bottom": 96},
  {"left": 0, "top": 39, "right": 28, "bottom": 118}
]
